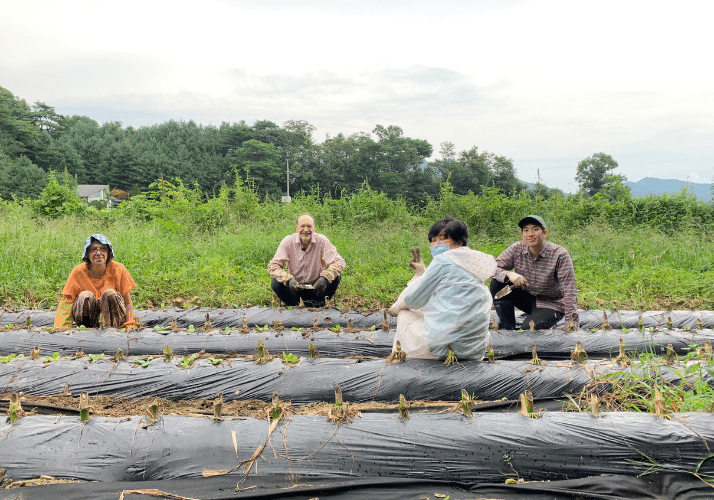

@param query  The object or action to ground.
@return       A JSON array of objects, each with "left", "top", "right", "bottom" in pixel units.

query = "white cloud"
[{"left": 2, "top": 0, "right": 712, "bottom": 192}]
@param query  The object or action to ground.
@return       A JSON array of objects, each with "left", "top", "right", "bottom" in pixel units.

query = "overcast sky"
[{"left": 2, "top": 0, "right": 712, "bottom": 192}]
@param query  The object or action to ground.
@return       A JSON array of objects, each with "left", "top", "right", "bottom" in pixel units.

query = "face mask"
[{"left": 430, "top": 243, "right": 450, "bottom": 257}]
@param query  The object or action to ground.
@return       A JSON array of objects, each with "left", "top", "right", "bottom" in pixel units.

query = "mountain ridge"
[{"left": 624, "top": 177, "right": 712, "bottom": 201}]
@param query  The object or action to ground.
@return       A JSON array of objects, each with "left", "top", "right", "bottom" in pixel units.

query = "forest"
[{"left": 1, "top": 84, "right": 538, "bottom": 204}]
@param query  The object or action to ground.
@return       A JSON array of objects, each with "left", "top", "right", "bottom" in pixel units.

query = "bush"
[{"left": 33, "top": 170, "right": 86, "bottom": 218}]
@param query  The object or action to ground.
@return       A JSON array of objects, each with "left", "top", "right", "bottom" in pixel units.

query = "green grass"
[
  {"left": 1, "top": 190, "right": 713, "bottom": 311},
  {"left": 569, "top": 344, "right": 714, "bottom": 414}
]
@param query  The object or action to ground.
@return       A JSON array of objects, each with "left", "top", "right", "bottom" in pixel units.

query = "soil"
[
  {"left": 1, "top": 392, "right": 465, "bottom": 420},
  {"left": 1, "top": 475, "right": 83, "bottom": 490}
]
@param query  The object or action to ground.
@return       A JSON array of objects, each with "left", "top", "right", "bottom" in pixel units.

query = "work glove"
[
  {"left": 506, "top": 271, "right": 528, "bottom": 289},
  {"left": 313, "top": 276, "right": 329, "bottom": 294},
  {"left": 288, "top": 279, "right": 300, "bottom": 294},
  {"left": 408, "top": 247, "right": 426, "bottom": 277}
]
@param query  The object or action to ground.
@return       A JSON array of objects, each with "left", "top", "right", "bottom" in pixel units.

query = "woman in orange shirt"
[{"left": 54, "top": 234, "right": 136, "bottom": 329}]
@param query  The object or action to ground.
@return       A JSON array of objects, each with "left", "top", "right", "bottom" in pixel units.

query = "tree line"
[{"left": 2, "top": 84, "right": 626, "bottom": 204}]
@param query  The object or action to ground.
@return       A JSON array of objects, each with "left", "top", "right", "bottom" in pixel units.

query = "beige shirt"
[{"left": 268, "top": 233, "right": 345, "bottom": 285}]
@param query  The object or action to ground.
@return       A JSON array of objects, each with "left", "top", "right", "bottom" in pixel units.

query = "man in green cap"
[{"left": 490, "top": 215, "right": 578, "bottom": 330}]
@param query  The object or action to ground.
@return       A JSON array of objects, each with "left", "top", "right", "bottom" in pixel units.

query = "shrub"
[{"left": 33, "top": 170, "right": 86, "bottom": 218}]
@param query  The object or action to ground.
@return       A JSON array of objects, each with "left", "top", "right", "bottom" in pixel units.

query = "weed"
[
  {"left": 665, "top": 344, "right": 675, "bottom": 364},
  {"left": 270, "top": 392, "right": 283, "bottom": 420},
  {"left": 30, "top": 346, "right": 40, "bottom": 360},
  {"left": 503, "top": 454, "right": 520, "bottom": 482},
  {"left": 386, "top": 340, "right": 407, "bottom": 364},
  {"left": 89, "top": 353, "right": 105, "bottom": 363},
  {"left": 571, "top": 341, "right": 714, "bottom": 415},
  {"left": 331, "top": 324, "right": 340, "bottom": 333},
  {"left": 613, "top": 337, "right": 629, "bottom": 366},
  {"left": 570, "top": 341, "right": 588, "bottom": 363},
  {"left": 134, "top": 358, "right": 151, "bottom": 368},
  {"left": 256, "top": 324, "right": 270, "bottom": 332},
  {"left": 163, "top": 345, "right": 173, "bottom": 362},
  {"left": 308, "top": 342, "right": 321, "bottom": 360},
  {"left": 188, "top": 324, "right": 195, "bottom": 332},
  {"left": 114, "top": 348, "right": 124, "bottom": 362},
  {"left": 529, "top": 344, "right": 542, "bottom": 365},
  {"left": 179, "top": 353, "right": 198, "bottom": 369},
  {"left": 281, "top": 352, "right": 299, "bottom": 363},
  {"left": 601, "top": 312, "right": 611, "bottom": 330},
  {"left": 327, "top": 386, "right": 354, "bottom": 424},
  {"left": 0, "top": 353, "right": 24, "bottom": 363},
  {"left": 8, "top": 393, "right": 23, "bottom": 423},
  {"left": 74, "top": 348, "right": 85, "bottom": 359},
  {"left": 253, "top": 339, "right": 270, "bottom": 364},
  {"left": 398, "top": 394, "right": 409, "bottom": 419},
  {"left": 519, "top": 391, "right": 540, "bottom": 419},
  {"left": 566, "top": 315, "right": 576, "bottom": 331},
  {"left": 145, "top": 399, "right": 160, "bottom": 424},
  {"left": 444, "top": 347, "right": 457, "bottom": 365},
  {"left": 486, "top": 344, "right": 495, "bottom": 363},
  {"left": 209, "top": 358, "right": 222, "bottom": 365},
  {"left": 42, "top": 352, "right": 60, "bottom": 363},
  {"left": 459, "top": 389, "right": 474, "bottom": 418}
]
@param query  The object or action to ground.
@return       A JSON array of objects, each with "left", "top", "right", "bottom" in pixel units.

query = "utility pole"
[{"left": 282, "top": 158, "right": 291, "bottom": 203}]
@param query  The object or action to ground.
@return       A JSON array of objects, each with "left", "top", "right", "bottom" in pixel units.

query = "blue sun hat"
[{"left": 82, "top": 234, "right": 114, "bottom": 260}]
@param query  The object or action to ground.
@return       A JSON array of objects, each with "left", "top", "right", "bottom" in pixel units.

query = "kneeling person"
[
  {"left": 54, "top": 234, "right": 136, "bottom": 329},
  {"left": 388, "top": 217, "right": 497, "bottom": 360},
  {"left": 268, "top": 214, "right": 345, "bottom": 308}
]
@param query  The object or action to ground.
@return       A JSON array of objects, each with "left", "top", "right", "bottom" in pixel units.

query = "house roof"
[{"left": 77, "top": 185, "right": 109, "bottom": 198}]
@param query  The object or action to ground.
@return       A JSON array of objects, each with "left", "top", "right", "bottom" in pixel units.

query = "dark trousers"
[
  {"left": 73, "top": 289, "right": 127, "bottom": 328},
  {"left": 271, "top": 276, "right": 341, "bottom": 307},
  {"left": 489, "top": 279, "right": 563, "bottom": 330}
]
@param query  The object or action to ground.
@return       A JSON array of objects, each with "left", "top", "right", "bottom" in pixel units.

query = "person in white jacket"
[{"left": 388, "top": 217, "right": 497, "bottom": 360}]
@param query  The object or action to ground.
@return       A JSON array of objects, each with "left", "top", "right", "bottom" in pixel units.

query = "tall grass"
[{"left": 1, "top": 181, "right": 712, "bottom": 310}]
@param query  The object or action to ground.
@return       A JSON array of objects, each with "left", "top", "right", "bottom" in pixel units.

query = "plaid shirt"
[
  {"left": 492, "top": 240, "right": 579, "bottom": 326},
  {"left": 268, "top": 232, "right": 345, "bottom": 285}
]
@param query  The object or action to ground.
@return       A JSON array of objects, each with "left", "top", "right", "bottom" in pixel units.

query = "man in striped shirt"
[
  {"left": 268, "top": 214, "right": 346, "bottom": 308},
  {"left": 490, "top": 215, "right": 578, "bottom": 330}
]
